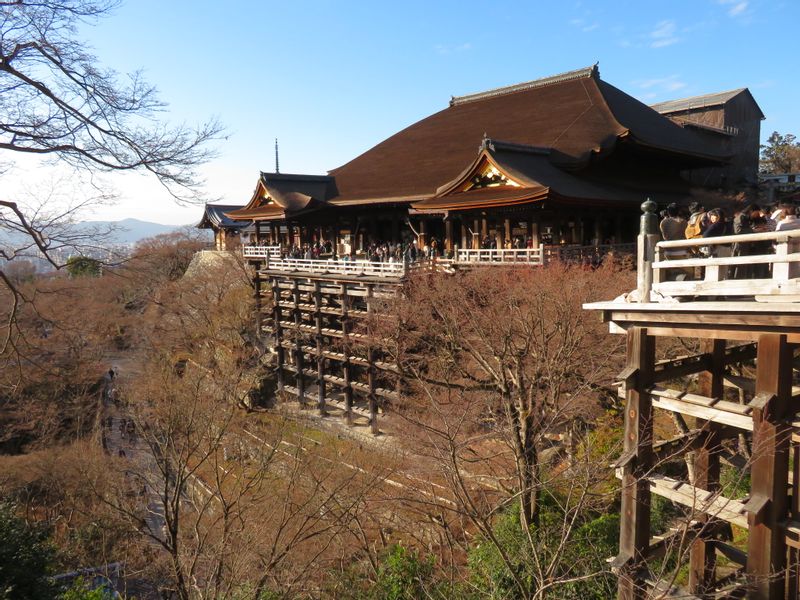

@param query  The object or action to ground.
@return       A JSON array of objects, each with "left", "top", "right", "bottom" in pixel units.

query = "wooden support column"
[
  {"left": 340, "top": 283, "right": 353, "bottom": 425},
  {"left": 368, "top": 347, "right": 378, "bottom": 435},
  {"left": 314, "top": 281, "right": 326, "bottom": 415},
  {"left": 616, "top": 326, "right": 655, "bottom": 600},
  {"left": 746, "top": 333, "right": 793, "bottom": 599},
  {"left": 460, "top": 218, "right": 467, "bottom": 250},
  {"left": 444, "top": 218, "right": 454, "bottom": 254},
  {"left": 473, "top": 218, "right": 480, "bottom": 249},
  {"left": 530, "top": 217, "right": 540, "bottom": 247},
  {"left": 292, "top": 279, "right": 306, "bottom": 406},
  {"left": 790, "top": 438, "right": 800, "bottom": 599},
  {"left": 689, "top": 338, "right": 725, "bottom": 597},
  {"left": 255, "top": 221, "right": 262, "bottom": 245},
  {"left": 253, "top": 269, "right": 263, "bottom": 339},
  {"left": 504, "top": 218, "right": 511, "bottom": 248},
  {"left": 418, "top": 220, "right": 428, "bottom": 249},
  {"left": 272, "top": 279, "right": 285, "bottom": 393}
]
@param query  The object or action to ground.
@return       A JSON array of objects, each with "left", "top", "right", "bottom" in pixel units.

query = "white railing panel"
[
  {"left": 456, "top": 247, "right": 544, "bottom": 264},
  {"left": 242, "top": 245, "right": 281, "bottom": 259},
  {"left": 651, "top": 229, "right": 800, "bottom": 299}
]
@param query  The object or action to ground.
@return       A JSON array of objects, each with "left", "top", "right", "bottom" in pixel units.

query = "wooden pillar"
[
  {"left": 253, "top": 269, "right": 263, "bottom": 339},
  {"left": 481, "top": 217, "right": 488, "bottom": 240},
  {"left": 530, "top": 217, "right": 540, "bottom": 247},
  {"left": 504, "top": 218, "right": 512, "bottom": 248},
  {"left": 460, "top": 218, "right": 467, "bottom": 250},
  {"left": 790, "top": 438, "right": 800, "bottom": 599},
  {"left": 314, "top": 281, "right": 326, "bottom": 415},
  {"left": 689, "top": 338, "right": 725, "bottom": 596},
  {"left": 368, "top": 347, "right": 378, "bottom": 435},
  {"left": 746, "top": 333, "right": 793, "bottom": 599},
  {"left": 340, "top": 283, "right": 353, "bottom": 425},
  {"left": 419, "top": 220, "right": 427, "bottom": 249},
  {"left": 255, "top": 221, "right": 262, "bottom": 245},
  {"left": 272, "top": 279, "right": 285, "bottom": 393},
  {"left": 366, "top": 284, "right": 379, "bottom": 435},
  {"left": 494, "top": 218, "right": 503, "bottom": 250},
  {"left": 445, "top": 219, "right": 454, "bottom": 254},
  {"left": 292, "top": 279, "right": 306, "bottom": 406},
  {"left": 616, "top": 326, "right": 655, "bottom": 600}
]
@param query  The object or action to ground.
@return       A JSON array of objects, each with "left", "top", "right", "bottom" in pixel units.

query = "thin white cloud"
[
  {"left": 718, "top": 0, "right": 750, "bottom": 18},
  {"left": 632, "top": 75, "right": 688, "bottom": 99},
  {"left": 649, "top": 19, "right": 680, "bottom": 48},
  {"left": 582, "top": 23, "right": 600, "bottom": 32},
  {"left": 434, "top": 42, "right": 472, "bottom": 55}
]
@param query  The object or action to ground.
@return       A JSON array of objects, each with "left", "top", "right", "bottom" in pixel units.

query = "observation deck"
[{"left": 584, "top": 201, "right": 800, "bottom": 600}]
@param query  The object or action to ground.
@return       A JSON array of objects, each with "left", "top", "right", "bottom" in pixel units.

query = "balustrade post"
[{"left": 637, "top": 199, "right": 658, "bottom": 303}]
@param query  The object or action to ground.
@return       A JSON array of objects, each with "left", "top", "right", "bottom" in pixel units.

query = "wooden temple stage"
[
  {"left": 246, "top": 241, "right": 634, "bottom": 435},
  {"left": 585, "top": 201, "right": 800, "bottom": 599}
]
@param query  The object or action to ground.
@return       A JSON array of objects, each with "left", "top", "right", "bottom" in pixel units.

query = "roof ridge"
[
  {"left": 449, "top": 64, "right": 599, "bottom": 107},
  {"left": 649, "top": 88, "right": 747, "bottom": 111}
]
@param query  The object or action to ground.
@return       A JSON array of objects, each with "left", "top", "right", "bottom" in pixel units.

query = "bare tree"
[
  {"left": 0, "top": 0, "right": 221, "bottom": 354},
  {"left": 373, "top": 263, "right": 634, "bottom": 598}
]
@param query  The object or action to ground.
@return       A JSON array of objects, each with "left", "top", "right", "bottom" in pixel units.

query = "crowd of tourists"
[
  {"left": 658, "top": 199, "right": 800, "bottom": 279},
  {"left": 279, "top": 239, "right": 446, "bottom": 263}
]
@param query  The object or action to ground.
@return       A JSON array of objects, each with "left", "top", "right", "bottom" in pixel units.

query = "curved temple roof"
[
  {"left": 327, "top": 65, "right": 729, "bottom": 205},
  {"left": 197, "top": 204, "right": 250, "bottom": 229}
]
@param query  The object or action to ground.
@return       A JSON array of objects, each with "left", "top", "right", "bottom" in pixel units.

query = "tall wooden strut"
[{"left": 584, "top": 201, "right": 800, "bottom": 599}]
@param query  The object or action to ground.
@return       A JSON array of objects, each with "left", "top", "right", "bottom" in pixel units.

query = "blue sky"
[{"left": 11, "top": 0, "right": 798, "bottom": 224}]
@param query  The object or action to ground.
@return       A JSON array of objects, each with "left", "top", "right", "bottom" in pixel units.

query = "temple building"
[
  {"left": 226, "top": 65, "right": 762, "bottom": 255},
  {"left": 197, "top": 203, "right": 250, "bottom": 250}
]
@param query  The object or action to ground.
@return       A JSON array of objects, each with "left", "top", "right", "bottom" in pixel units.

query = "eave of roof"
[
  {"left": 197, "top": 203, "right": 249, "bottom": 229},
  {"left": 414, "top": 186, "right": 549, "bottom": 211}
]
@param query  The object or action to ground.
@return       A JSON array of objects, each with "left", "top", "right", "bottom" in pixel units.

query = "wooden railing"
[
  {"left": 647, "top": 229, "right": 800, "bottom": 300},
  {"left": 265, "top": 257, "right": 407, "bottom": 278},
  {"left": 545, "top": 243, "right": 636, "bottom": 263},
  {"left": 242, "top": 245, "right": 281, "bottom": 259},
  {"left": 456, "top": 246, "right": 545, "bottom": 264}
]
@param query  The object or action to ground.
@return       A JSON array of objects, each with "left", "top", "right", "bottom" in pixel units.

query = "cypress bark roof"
[{"left": 327, "top": 65, "right": 729, "bottom": 205}]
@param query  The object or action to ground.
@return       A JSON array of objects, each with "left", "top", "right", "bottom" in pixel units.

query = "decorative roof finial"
[{"left": 275, "top": 138, "right": 280, "bottom": 174}]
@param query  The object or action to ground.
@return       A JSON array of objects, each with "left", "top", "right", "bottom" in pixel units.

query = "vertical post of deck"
[
  {"left": 746, "top": 333, "right": 793, "bottom": 599},
  {"left": 689, "top": 338, "right": 725, "bottom": 596},
  {"left": 617, "top": 326, "right": 655, "bottom": 600},
  {"left": 473, "top": 218, "right": 480, "bottom": 249},
  {"left": 637, "top": 200, "right": 658, "bottom": 303},
  {"left": 292, "top": 279, "right": 306, "bottom": 406},
  {"left": 314, "top": 281, "right": 326, "bottom": 415},
  {"left": 253, "top": 269, "right": 263, "bottom": 339},
  {"left": 790, "top": 438, "right": 800, "bottom": 599},
  {"left": 340, "top": 283, "right": 353, "bottom": 425},
  {"left": 366, "top": 284, "right": 379, "bottom": 434},
  {"left": 272, "top": 278, "right": 285, "bottom": 393}
]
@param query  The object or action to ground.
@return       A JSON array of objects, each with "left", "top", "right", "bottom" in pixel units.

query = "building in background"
[{"left": 224, "top": 65, "right": 762, "bottom": 255}]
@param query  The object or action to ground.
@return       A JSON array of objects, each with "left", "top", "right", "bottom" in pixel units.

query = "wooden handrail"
[{"left": 657, "top": 229, "right": 800, "bottom": 249}]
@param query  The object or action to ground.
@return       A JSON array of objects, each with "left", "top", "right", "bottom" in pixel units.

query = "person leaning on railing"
[{"left": 658, "top": 203, "right": 691, "bottom": 280}]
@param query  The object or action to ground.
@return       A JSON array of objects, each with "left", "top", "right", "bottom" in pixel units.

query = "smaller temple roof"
[
  {"left": 225, "top": 172, "right": 334, "bottom": 221},
  {"left": 650, "top": 88, "right": 764, "bottom": 119},
  {"left": 413, "top": 139, "right": 685, "bottom": 212},
  {"left": 197, "top": 204, "right": 250, "bottom": 229}
]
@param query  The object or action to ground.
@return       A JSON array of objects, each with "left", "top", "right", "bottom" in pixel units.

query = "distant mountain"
[
  {"left": 1, "top": 218, "right": 199, "bottom": 247},
  {"left": 76, "top": 218, "right": 183, "bottom": 244}
]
